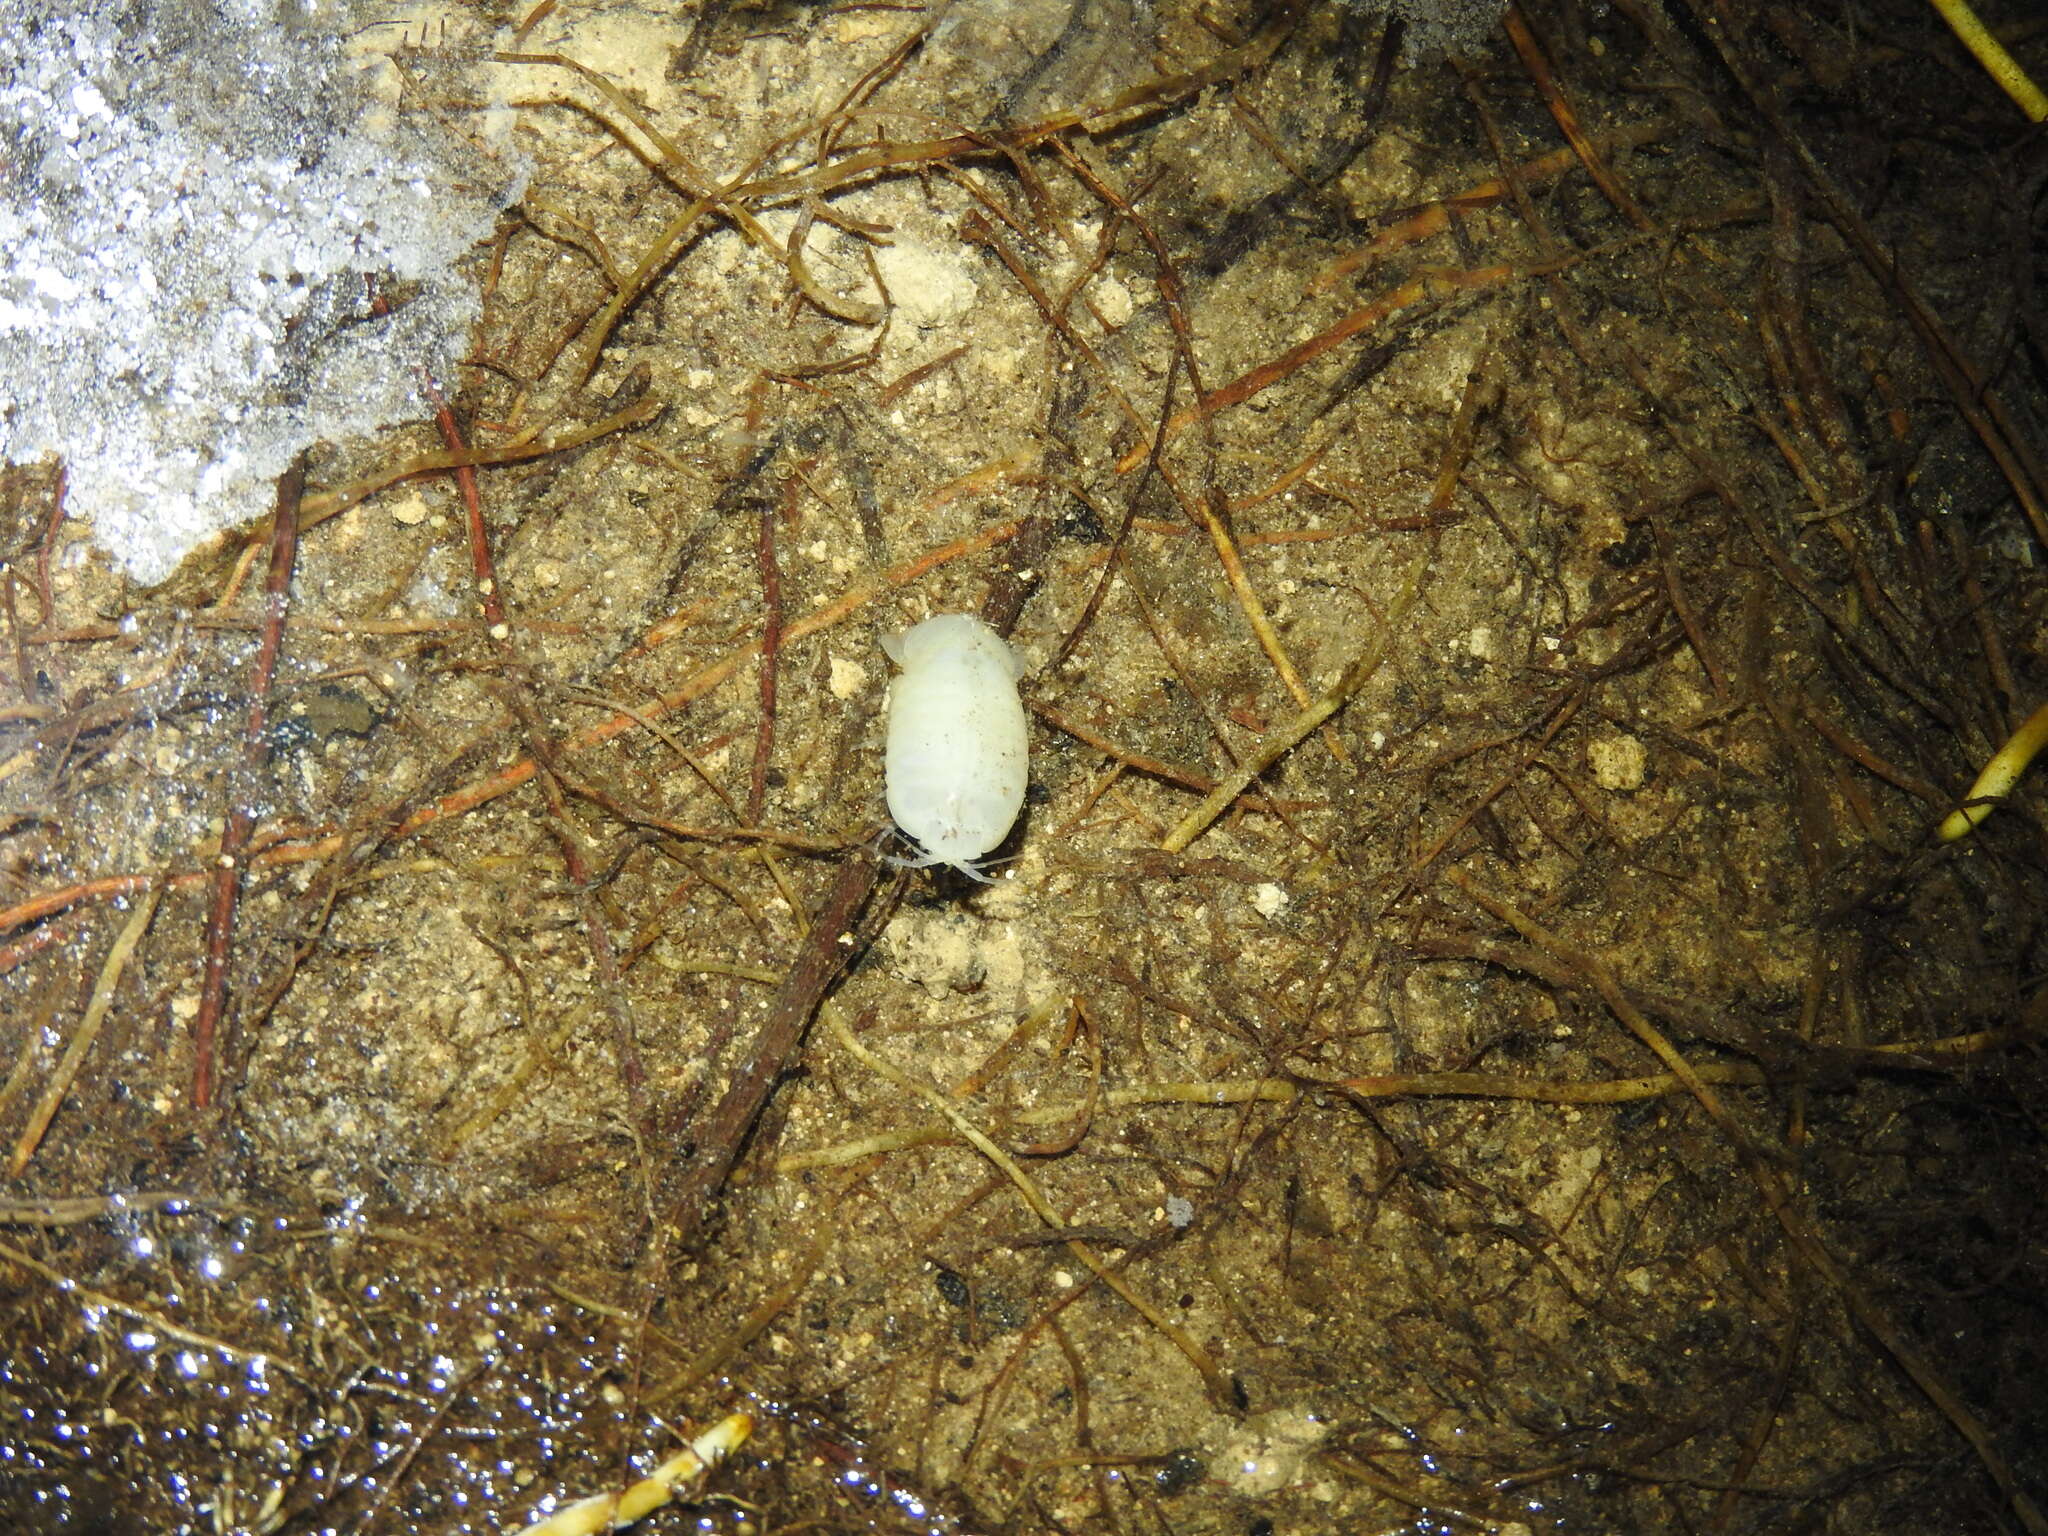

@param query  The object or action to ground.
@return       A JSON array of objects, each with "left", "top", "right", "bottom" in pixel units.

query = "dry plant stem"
[
  {"left": 0, "top": 1233, "right": 303, "bottom": 1379},
  {"left": 442, "top": 1006, "right": 584, "bottom": 1154},
  {"left": 373, "top": 516, "right": 1028, "bottom": 843},
  {"left": 425, "top": 382, "right": 655, "bottom": 1191},
  {"left": 952, "top": 994, "right": 1068, "bottom": 1101},
  {"left": 664, "top": 852, "right": 895, "bottom": 1251},
  {"left": 1050, "top": 140, "right": 1343, "bottom": 760},
  {"left": 1925, "top": 0, "right": 2048, "bottom": 120},
  {"left": 1047, "top": 1318, "right": 1118, "bottom": 1531},
  {"left": 1429, "top": 354, "right": 1498, "bottom": 514},
  {"left": 1795, "top": 691, "right": 1945, "bottom": 807},
  {"left": 1029, "top": 700, "right": 1316, "bottom": 814},
  {"left": 0, "top": 973, "right": 60, "bottom": 1120},
  {"left": 2, "top": 570, "right": 33, "bottom": 703},
  {"left": 1504, "top": 4, "right": 1651, "bottom": 228},
  {"left": 1160, "top": 539, "right": 1430, "bottom": 853},
  {"left": 1320, "top": 1450, "right": 1495, "bottom": 1528},
  {"left": 820, "top": 1000, "right": 1232, "bottom": 1406},
  {"left": 777, "top": 1026, "right": 2021, "bottom": 1171},
  {"left": 650, "top": 1200, "right": 842, "bottom": 1403},
  {"left": 0, "top": 917, "right": 78, "bottom": 996},
  {"left": 1931, "top": 513, "right": 2017, "bottom": 719},
  {"left": 36, "top": 463, "right": 66, "bottom": 629},
  {"left": 1616, "top": 338, "right": 1953, "bottom": 728},
  {"left": 1451, "top": 873, "right": 1764, "bottom": 1144},
  {"left": 359, "top": 1356, "right": 491, "bottom": 1533},
  {"left": 1406, "top": 688, "right": 1585, "bottom": 895},
  {"left": 1049, "top": 358, "right": 1176, "bottom": 675},
  {"left": 1194, "top": 499, "right": 1351, "bottom": 768},
  {"left": 1453, "top": 870, "right": 2048, "bottom": 1536},
  {"left": 504, "top": 16, "right": 944, "bottom": 344},
  {"left": 492, "top": 55, "right": 810, "bottom": 351},
  {"left": 1307, "top": 121, "right": 1670, "bottom": 294},
  {"left": 1687, "top": 0, "right": 2048, "bottom": 550},
  {"left": 192, "top": 458, "right": 303, "bottom": 1109},
  {"left": 428, "top": 379, "right": 509, "bottom": 632},
  {"left": 0, "top": 1190, "right": 221, "bottom": 1227},
  {"left": 1114, "top": 262, "right": 1520, "bottom": 470},
  {"left": 508, "top": 1412, "right": 753, "bottom": 1536},
  {"left": 294, "top": 395, "right": 661, "bottom": 530},
  {"left": 9, "top": 885, "right": 160, "bottom": 1175},
  {"left": 969, "top": 175, "right": 1338, "bottom": 765},
  {"left": 670, "top": 2, "right": 1295, "bottom": 212},
  {"left": 0, "top": 518, "right": 1020, "bottom": 969},
  {"left": 1652, "top": 518, "right": 1729, "bottom": 700},
  {"left": 1709, "top": 1312, "right": 1802, "bottom": 1533},
  {"left": 1760, "top": 152, "right": 1868, "bottom": 509},
  {"left": 1941, "top": 699, "right": 2048, "bottom": 840}
]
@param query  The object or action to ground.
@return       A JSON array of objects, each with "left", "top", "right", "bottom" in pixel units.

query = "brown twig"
[
  {"left": 1, "top": 569, "right": 32, "bottom": 704},
  {"left": 424, "top": 375, "right": 656, "bottom": 1192},
  {"left": 1307, "top": 120, "right": 1671, "bottom": 294},
  {"left": 1114, "top": 263, "right": 1521, "bottom": 470},
  {"left": 779, "top": 1024, "right": 2032, "bottom": 1171},
  {"left": 1029, "top": 700, "right": 1318, "bottom": 815},
  {"left": 1794, "top": 690, "right": 1946, "bottom": 806},
  {"left": 1682, "top": 0, "right": 2048, "bottom": 552},
  {"left": 10, "top": 885, "right": 161, "bottom": 1175},
  {"left": 192, "top": 457, "right": 303, "bottom": 1108},
  {"left": 1503, "top": 4, "right": 1652, "bottom": 229},
  {"left": 0, "top": 520, "right": 1026, "bottom": 962},
  {"left": 1161, "top": 541, "right": 1430, "bottom": 854},
  {"left": 35, "top": 462, "right": 64, "bottom": 630},
  {"left": 0, "top": 1234, "right": 306, "bottom": 1380},
  {"left": 1453, "top": 869, "right": 2048, "bottom": 1536},
  {"left": 665, "top": 851, "right": 899, "bottom": 1250},
  {"left": 1650, "top": 515, "right": 1730, "bottom": 701},
  {"left": 294, "top": 395, "right": 662, "bottom": 530},
  {"left": 424, "top": 376, "right": 508, "bottom": 634},
  {"left": 1403, "top": 688, "right": 1586, "bottom": 897}
]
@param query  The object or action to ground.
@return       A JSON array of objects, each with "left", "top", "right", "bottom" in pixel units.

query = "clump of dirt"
[{"left": 4, "top": 1, "right": 2048, "bottom": 1532}]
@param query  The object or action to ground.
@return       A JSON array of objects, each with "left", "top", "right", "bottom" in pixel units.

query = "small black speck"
[
  {"left": 1154, "top": 1449, "right": 1203, "bottom": 1495},
  {"left": 1601, "top": 520, "right": 1655, "bottom": 569},
  {"left": 1616, "top": 1097, "right": 1661, "bottom": 1133},
  {"left": 1248, "top": 1520, "right": 1275, "bottom": 1536},
  {"left": 1055, "top": 496, "right": 1107, "bottom": 543},
  {"left": 976, "top": 1288, "right": 1029, "bottom": 1331},
  {"left": 268, "top": 714, "right": 316, "bottom": 754},
  {"left": 934, "top": 1267, "right": 970, "bottom": 1307}
]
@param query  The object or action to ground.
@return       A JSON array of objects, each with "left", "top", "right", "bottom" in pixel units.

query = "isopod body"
[{"left": 882, "top": 614, "right": 1029, "bottom": 880}]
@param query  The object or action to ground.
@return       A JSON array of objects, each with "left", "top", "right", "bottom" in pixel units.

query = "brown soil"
[{"left": 4, "top": 1, "right": 2048, "bottom": 1533}]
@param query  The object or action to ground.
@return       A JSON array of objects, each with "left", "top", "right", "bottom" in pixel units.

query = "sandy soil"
[{"left": 4, "top": 1, "right": 2047, "bottom": 1532}]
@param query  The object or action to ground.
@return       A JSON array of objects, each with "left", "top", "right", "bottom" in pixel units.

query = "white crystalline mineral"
[{"left": 0, "top": 0, "right": 524, "bottom": 584}]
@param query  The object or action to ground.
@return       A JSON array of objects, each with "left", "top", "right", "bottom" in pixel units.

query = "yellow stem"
[
  {"left": 1927, "top": 0, "right": 2048, "bottom": 121},
  {"left": 1941, "top": 700, "right": 2048, "bottom": 839}
]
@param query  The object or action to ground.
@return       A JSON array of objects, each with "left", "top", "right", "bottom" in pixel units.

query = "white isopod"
[{"left": 882, "top": 613, "right": 1029, "bottom": 881}]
